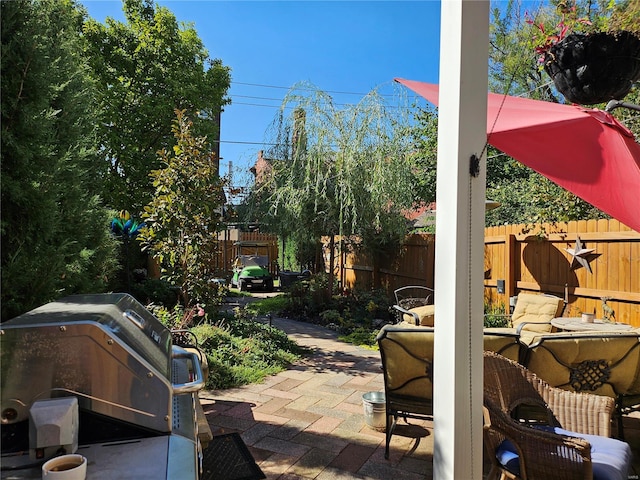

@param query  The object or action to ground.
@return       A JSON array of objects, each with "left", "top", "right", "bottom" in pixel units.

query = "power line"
[
  {"left": 214, "top": 139, "right": 280, "bottom": 146},
  {"left": 231, "top": 80, "right": 423, "bottom": 99},
  {"left": 230, "top": 100, "right": 415, "bottom": 110}
]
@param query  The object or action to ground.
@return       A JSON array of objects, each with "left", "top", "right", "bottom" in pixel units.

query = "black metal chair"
[
  {"left": 376, "top": 324, "right": 434, "bottom": 459},
  {"left": 390, "top": 286, "right": 434, "bottom": 325}
]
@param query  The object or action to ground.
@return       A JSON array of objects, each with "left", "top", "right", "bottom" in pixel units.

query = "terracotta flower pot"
[{"left": 543, "top": 31, "right": 640, "bottom": 105}]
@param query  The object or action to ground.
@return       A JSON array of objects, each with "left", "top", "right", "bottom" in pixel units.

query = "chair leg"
[
  {"left": 385, "top": 412, "right": 398, "bottom": 459},
  {"left": 486, "top": 465, "right": 500, "bottom": 480},
  {"left": 616, "top": 403, "right": 625, "bottom": 440}
]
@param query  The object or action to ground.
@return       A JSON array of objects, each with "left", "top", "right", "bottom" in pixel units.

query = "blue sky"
[{"left": 81, "top": 1, "right": 441, "bottom": 189}]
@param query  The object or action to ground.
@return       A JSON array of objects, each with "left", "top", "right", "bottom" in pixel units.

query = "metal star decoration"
[{"left": 565, "top": 236, "right": 595, "bottom": 273}]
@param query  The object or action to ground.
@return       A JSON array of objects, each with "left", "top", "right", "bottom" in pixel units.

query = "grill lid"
[
  {"left": 1, "top": 293, "right": 175, "bottom": 432},
  {"left": 3, "top": 293, "right": 172, "bottom": 377}
]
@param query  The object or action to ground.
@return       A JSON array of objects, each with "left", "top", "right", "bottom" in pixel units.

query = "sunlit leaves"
[
  {"left": 251, "top": 82, "right": 421, "bottom": 283},
  {"left": 83, "top": 0, "right": 230, "bottom": 213},
  {"left": 138, "top": 110, "right": 225, "bottom": 306}
]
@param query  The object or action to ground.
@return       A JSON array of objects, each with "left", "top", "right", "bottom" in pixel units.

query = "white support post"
[{"left": 433, "top": 1, "right": 489, "bottom": 479}]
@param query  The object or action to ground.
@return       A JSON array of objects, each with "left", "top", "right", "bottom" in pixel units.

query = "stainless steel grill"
[{"left": 1, "top": 293, "right": 205, "bottom": 479}]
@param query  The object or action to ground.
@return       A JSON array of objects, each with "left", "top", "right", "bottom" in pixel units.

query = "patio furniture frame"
[
  {"left": 522, "top": 332, "right": 640, "bottom": 438},
  {"left": 377, "top": 324, "right": 434, "bottom": 459},
  {"left": 390, "top": 285, "right": 434, "bottom": 325}
]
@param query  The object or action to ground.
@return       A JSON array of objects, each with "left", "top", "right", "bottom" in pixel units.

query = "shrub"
[
  {"left": 484, "top": 301, "right": 509, "bottom": 328},
  {"left": 190, "top": 318, "right": 304, "bottom": 390},
  {"left": 132, "top": 278, "right": 180, "bottom": 307},
  {"left": 147, "top": 302, "right": 207, "bottom": 329},
  {"left": 339, "top": 327, "right": 379, "bottom": 350}
]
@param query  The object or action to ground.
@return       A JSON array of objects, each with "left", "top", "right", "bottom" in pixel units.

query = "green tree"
[
  {"left": 83, "top": 0, "right": 231, "bottom": 213},
  {"left": 481, "top": 0, "right": 634, "bottom": 226},
  {"left": 254, "top": 83, "right": 419, "bottom": 291},
  {"left": 138, "top": 110, "right": 225, "bottom": 307},
  {"left": 1, "top": 0, "right": 119, "bottom": 319}
]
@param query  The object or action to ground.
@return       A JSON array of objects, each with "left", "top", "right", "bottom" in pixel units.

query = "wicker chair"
[
  {"left": 483, "top": 352, "right": 630, "bottom": 480},
  {"left": 390, "top": 286, "right": 435, "bottom": 326}
]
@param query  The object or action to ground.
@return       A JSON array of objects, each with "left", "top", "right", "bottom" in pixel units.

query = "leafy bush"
[
  {"left": 147, "top": 303, "right": 207, "bottom": 329},
  {"left": 484, "top": 301, "right": 510, "bottom": 328},
  {"left": 190, "top": 317, "right": 304, "bottom": 389},
  {"left": 244, "top": 295, "right": 289, "bottom": 316},
  {"left": 339, "top": 327, "right": 379, "bottom": 350},
  {"left": 319, "top": 309, "right": 342, "bottom": 324},
  {"left": 279, "top": 278, "right": 392, "bottom": 331},
  {"left": 132, "top": 278, "right": 180, "bottom": 307},
  {"left": 138, "top": 111, "right": 227, "bottom": 308}
]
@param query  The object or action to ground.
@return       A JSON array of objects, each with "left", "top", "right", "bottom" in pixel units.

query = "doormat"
[{"left": 201, "top": 432, "right": 266, "bottom": 480}]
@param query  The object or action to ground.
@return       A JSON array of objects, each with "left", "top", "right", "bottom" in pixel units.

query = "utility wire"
[
  {"left": 230, "top": 100, "right": 416, "bottom": 110},
  {"left": 232, "top": 81, "right": 397, "bottom": 97}
]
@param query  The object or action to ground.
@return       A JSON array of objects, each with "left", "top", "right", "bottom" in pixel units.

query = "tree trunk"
[{"left": 328, "top": 235, "right": 335, "bottom": 297}]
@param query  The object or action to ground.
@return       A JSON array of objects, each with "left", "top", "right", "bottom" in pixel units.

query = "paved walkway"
[
  {"left": 199, "top": 315, "right": 434, "bottom": 480},
  {"left": 200, "top": 308, "right": 640, "bottom": 480}
]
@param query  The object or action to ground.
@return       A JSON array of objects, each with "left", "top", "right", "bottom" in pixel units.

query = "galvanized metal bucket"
[{"left": 362, "top": 391, "right": 386, "bottom": 431}]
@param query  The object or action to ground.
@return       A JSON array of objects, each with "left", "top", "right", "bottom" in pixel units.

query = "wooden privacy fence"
[
  {"left": 325, "top": 219, "right": 640, "bottom": 326},
  {"left": 325, "top": 234, "right": 436, "bottom": 295},
  {"left": 213, "top": 230, "right": 279, "bottom": 276},
  {"left": 148, "top": 230, "right": 278, "bottom": 280}
]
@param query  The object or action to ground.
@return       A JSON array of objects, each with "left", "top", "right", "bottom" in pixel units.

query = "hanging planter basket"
[{"left": 543, "top": 31, "right": 640, "bottom": 105}]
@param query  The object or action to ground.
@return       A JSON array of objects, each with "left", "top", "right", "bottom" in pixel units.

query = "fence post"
[{"left": 505, "top": 233, "right": 516, "bottom": 314}]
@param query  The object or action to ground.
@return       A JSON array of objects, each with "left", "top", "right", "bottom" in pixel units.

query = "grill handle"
[{"left": 171, "top": 346, "right": 205, "bottom": 394}]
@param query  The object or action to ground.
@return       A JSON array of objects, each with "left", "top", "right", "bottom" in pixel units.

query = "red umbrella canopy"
[{"left": 396, "top": 78, "right": 640, "bottom": 233}]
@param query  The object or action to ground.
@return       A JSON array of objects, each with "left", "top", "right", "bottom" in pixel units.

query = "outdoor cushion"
[
  {"left": 496, "top": 426, "right": 631, "bottom": 480},
  {"left": 402, "top": 304, "right": 435, "bottom": 327},
  {"left": 524, "top": 333, "right": 640, "bottom": 400},
  {"left": 511, "top": 293, "right": 564, "bottom": 333},
  {"left": 483, "top": 332, "right": 521, "bottom": 362}
]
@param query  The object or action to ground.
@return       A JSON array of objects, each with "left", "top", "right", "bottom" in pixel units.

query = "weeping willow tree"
[{"left": 252, "top": 82, "right": 423, "bottom": 293}]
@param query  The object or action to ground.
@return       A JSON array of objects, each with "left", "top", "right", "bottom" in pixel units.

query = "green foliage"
[
  {"left": 251, "top": 82, "right": 419, "bottom": 289},
  {"left": 282, "top": 281, "right": 392, "bottom": 333},
  {"left": 243, "top": 295, "right": 290, "bottom": 316},
  {"left": 609, "top": 0, "right": 640, "bottom": 35},
  {"left": 483, "top": 300, "right": 510, "bottom": 328},
  {"left": 147, "top": 302, "right": 207, "bottom": 329},
  {"left": 82, "top": 0, "right": 231, "bottom": 212},
  {"left": 489, "top": 0, "right": 551, "bottom": 100},
  {"left": 233, "top": 279, "right": 392, "bottom": 341},
  {"left": 190, "top": 319, "right": 303, "bottom": 389},
  {"left": 338, "top": 327, "right": 379, "bottom": 350},
  {"left": 138, "top": 110, "right": 226, "bottom": 307},
  {"left": 130, "top": 278, "right": 180, "bottom": 307},
  {"left": 1, "top": 0, "right": 119, "bottom": 319},
  {"left": 319, "top": 309, "right": 342, "bottom": 324},
  {"left": 485, "top": 173, "right": 608, "bottom": 226},
  {"left": 279, "top": 232, "right": 319, "bottom": 272},
  {"left": 526, "top": 1, "right": 604, "bottom": 62},
  {"left": 405, "top": 107, "right": 438, "bottom": 206}
]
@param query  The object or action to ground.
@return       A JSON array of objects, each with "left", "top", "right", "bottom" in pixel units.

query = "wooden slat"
[{"left": 322, "top": 220, "right": 638, "bottom": 326}]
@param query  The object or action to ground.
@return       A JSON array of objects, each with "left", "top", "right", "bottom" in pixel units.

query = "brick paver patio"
[{"left": 200, "top": 311, "right": 640, "bottom": 479}]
